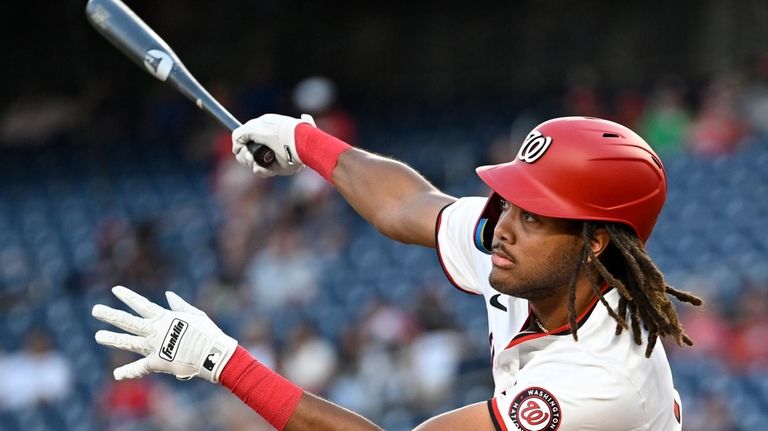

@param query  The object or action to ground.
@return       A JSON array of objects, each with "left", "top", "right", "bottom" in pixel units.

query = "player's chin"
[
  {"left": 489, "top": 271, "right": 541, "bottom": 299},
  {"left": 488, "top": 269, "right": 517, "bottom": 295}
]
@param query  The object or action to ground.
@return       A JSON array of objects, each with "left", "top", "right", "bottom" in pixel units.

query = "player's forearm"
[
  {"left": 285, "top": 393, "right": 383, "bottom": 431},
  {"left": 295, "top": 124, "right": 454, "bottom": 247},
  {"left": 332, "top": 149, "right": 454, "bottom": 247},
  {"left": 221, "top": 346, "right": 382, "bottom": 431}
]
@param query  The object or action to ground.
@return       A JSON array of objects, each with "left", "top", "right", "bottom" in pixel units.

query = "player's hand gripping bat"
[{"left": 85, "top": 0, "right": 275, "bottom": 167}]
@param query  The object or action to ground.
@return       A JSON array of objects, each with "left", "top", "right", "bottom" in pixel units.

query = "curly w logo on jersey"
[{"left": 510, "top": 387, "right": 561, "bottom": 431}]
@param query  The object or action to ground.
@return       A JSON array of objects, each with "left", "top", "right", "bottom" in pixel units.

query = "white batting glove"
[
  {"left": 92, "top": 286, "right": 238, "bottom": 383},
  {"left": 232, "top": 113, "right": 316, "bottom": 177}
]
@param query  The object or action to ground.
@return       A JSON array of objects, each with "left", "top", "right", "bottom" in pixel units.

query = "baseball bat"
[{"left": 85, "top": 0, "right": 275, "bottom": 167}]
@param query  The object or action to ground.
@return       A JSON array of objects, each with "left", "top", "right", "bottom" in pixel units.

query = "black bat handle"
[
  {"left": 203, "top": 100, "right": 276, "bottom": 168},
  {"left": 217, "top": 111, "right": 276, "bottom": 168},
  {"left": 248, "top": 142, "right": 277, "bottom": 167}
]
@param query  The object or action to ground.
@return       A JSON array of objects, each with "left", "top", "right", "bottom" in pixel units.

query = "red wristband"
[
  {"left": 294, "top": 123, "right": 352, "bottom": 184},
  {"left": 220, "top": 346, "right": 303, "bottom": 430}
]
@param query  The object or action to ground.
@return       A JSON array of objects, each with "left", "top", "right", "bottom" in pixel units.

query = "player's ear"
[{"left": 588, "top": 227, "right": 610, "bottom": 261}]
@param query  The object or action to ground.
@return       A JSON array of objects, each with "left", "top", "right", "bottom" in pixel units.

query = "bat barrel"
[
  {"left": 86, "top": 0, "right": 181, "bottom": 73},
  {"left": 86, "top": 0, "right": 275, "bottom": 167}
]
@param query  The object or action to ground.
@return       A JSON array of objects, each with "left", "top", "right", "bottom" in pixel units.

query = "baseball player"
[{"left": 92, "top": 116, "right": 702, "bottom": 430}]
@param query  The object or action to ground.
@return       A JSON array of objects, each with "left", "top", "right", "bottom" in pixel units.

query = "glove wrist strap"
[
  {"left": 199, "top": 334, "right": 238, "bottom": 383},
  {"left": 294, "top": 123, "right": 352, "bottom": 184},
  {"left": 220, "top": 346, "right": 303, "bottom": 430}
]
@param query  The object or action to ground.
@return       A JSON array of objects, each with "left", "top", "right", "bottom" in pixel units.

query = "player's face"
[{"left": 488, "top": 199, "right": 583, "bottom": 300}]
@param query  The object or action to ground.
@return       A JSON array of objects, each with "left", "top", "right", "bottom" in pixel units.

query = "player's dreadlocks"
[{"left": 565, "top": 221, "right": 703, "bottom": 357}]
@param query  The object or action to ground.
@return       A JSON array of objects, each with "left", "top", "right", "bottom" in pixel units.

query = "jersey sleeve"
[
  {"left": 486, "top": 362, "right": 660, "bottom": 431},
  {"left": 435, "top": 197, "right": 491, "bottom": 295}
]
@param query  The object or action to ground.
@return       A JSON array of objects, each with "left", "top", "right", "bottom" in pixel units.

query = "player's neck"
[{"left": 529, "top": 277, "right": 596, "bottom": 331}]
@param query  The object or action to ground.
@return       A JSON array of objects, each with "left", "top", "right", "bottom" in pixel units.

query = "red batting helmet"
[{"left": 474, "top": 117, "right": 666, "bottom": 252}]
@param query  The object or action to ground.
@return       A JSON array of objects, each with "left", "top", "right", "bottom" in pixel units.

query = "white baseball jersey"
[{"left": 436, "top": 197, "right": 683, "bottom": 431}]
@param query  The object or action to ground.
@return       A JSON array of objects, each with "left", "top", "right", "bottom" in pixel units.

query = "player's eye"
[{"left": 522, "top": 211, "right": 537, "bottom": 222}]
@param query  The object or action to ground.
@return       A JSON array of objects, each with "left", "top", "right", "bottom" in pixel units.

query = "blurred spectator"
[
  {"left": 245, "top": 223, "right": 320, "bottom": 312},
  {"left": 197, "top": 275, "right": 254, "bottom": 338},
  {"left": 241, "top": 318, "right": 278, "bottom": 371},
  {"left": 672, "top": 279, "right": 768, "bottom": 373},
  {"left": 327, "top": 326, "right": 375, "bottom": 416},
  {"left": 256, "top": 74, "right": 352, "bottom": 275},
  {"left": 414, "top": 287, "right": 458, "bottom": 332},
  {"left": 612, "top": 89, "right": 646, "bottom": 130},
  {"left": 406, "top": 330, "right": 465, "bottom": 409},
  {"left": 405, "top": 289, "right": 466, "bottom": 409},
  {"left": 118, "top": 221, "right": 170, "bottom": 295},
  {"left": 561, "top": 66, "right": 605, "bottom": 118},
  {"left": 98, "top": 351, "right": 158, "bottom": 430},
  {"left": 69, "top": 217, "right": 170, "bottom": 298},
  {"left": 360, "top": 298, "right": 418, "bottom": 345},
  {"left": 346, "top": 300, "right": 419, "bottom": 414},
  {"left": 727, "top": 282, "right": 768, "bottom": 371},
  {"left": 356, "top": 337, "right": 409, "bottom": 415},
  {"left": 0, "top": 282, "right": 24, "bottom": 312},
  {"left": 0, "top": 328, "right": 72, "bottom": 409},
  {"left": 292, "top": 76, "right": 358, "bottom": 146},
  {"left": 563, "top": 83, "right": 604, "bottom": 118},
  {"left": 0, "top": 95, "right": 85, "bottom": 146},
  {"left": 673, "top": 295, "right": 731, "bottom": 363},
  {"left": 327, "top": 370, "right": 376, "bottom": 418},
  {"left": 212, "top": 156, "right": 281, "bottom": 288},
  {"left": 742, "top": 52, "right": 768, "bottom": 138},
  {"left": 638, "top": 78, "right": 690, "bottom": 158},
  {"left": 98, "top": 350, "right": 201, "bottom": 431},
  {"left": 280, "top": 322, "right": 338, "bottom": 394},
  {"left": 689, "top": 74, "right": 747, "bottom": 157},
  {"left": 210, "top": 391, "right": 275, "bottom": 431},
  {"left": 682, "top": 391, "right": 736, "bottom": 431}
]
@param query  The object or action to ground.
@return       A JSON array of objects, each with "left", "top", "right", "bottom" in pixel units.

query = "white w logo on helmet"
[{"left": 517, "top": 130, "right": 552, "bottom": 163}]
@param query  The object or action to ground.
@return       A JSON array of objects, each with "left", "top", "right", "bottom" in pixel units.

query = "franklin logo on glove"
[{"left": 159, "top": 318, "right": 188, "bottom": 361}]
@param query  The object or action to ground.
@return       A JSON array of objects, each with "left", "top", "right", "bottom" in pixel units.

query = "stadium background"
[{"left": 1, "top": 0, "right": 768, "bottom": 429}]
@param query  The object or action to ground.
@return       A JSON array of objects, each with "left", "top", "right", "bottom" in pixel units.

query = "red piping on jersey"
[
  {"left": 435, "top": 203, "right": 481, "bottom": 296},
  {"left": 504, "top": 284, "right": 611, "bottom": 350},
  {"left": 490, "top": 398, "right": 509, "bottom": 431}
]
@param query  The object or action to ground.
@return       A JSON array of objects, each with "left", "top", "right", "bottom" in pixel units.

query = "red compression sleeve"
[
  {"left": 294, "top": 123, "right": 352, "bottom": 184},
  {"left": 220, "top": 346, "right": 303, "bottom": 430}
]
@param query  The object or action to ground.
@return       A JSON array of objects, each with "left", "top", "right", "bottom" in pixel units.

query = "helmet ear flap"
[{"left": 475, "top": 193, "right": 502, "bottom": 254}]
